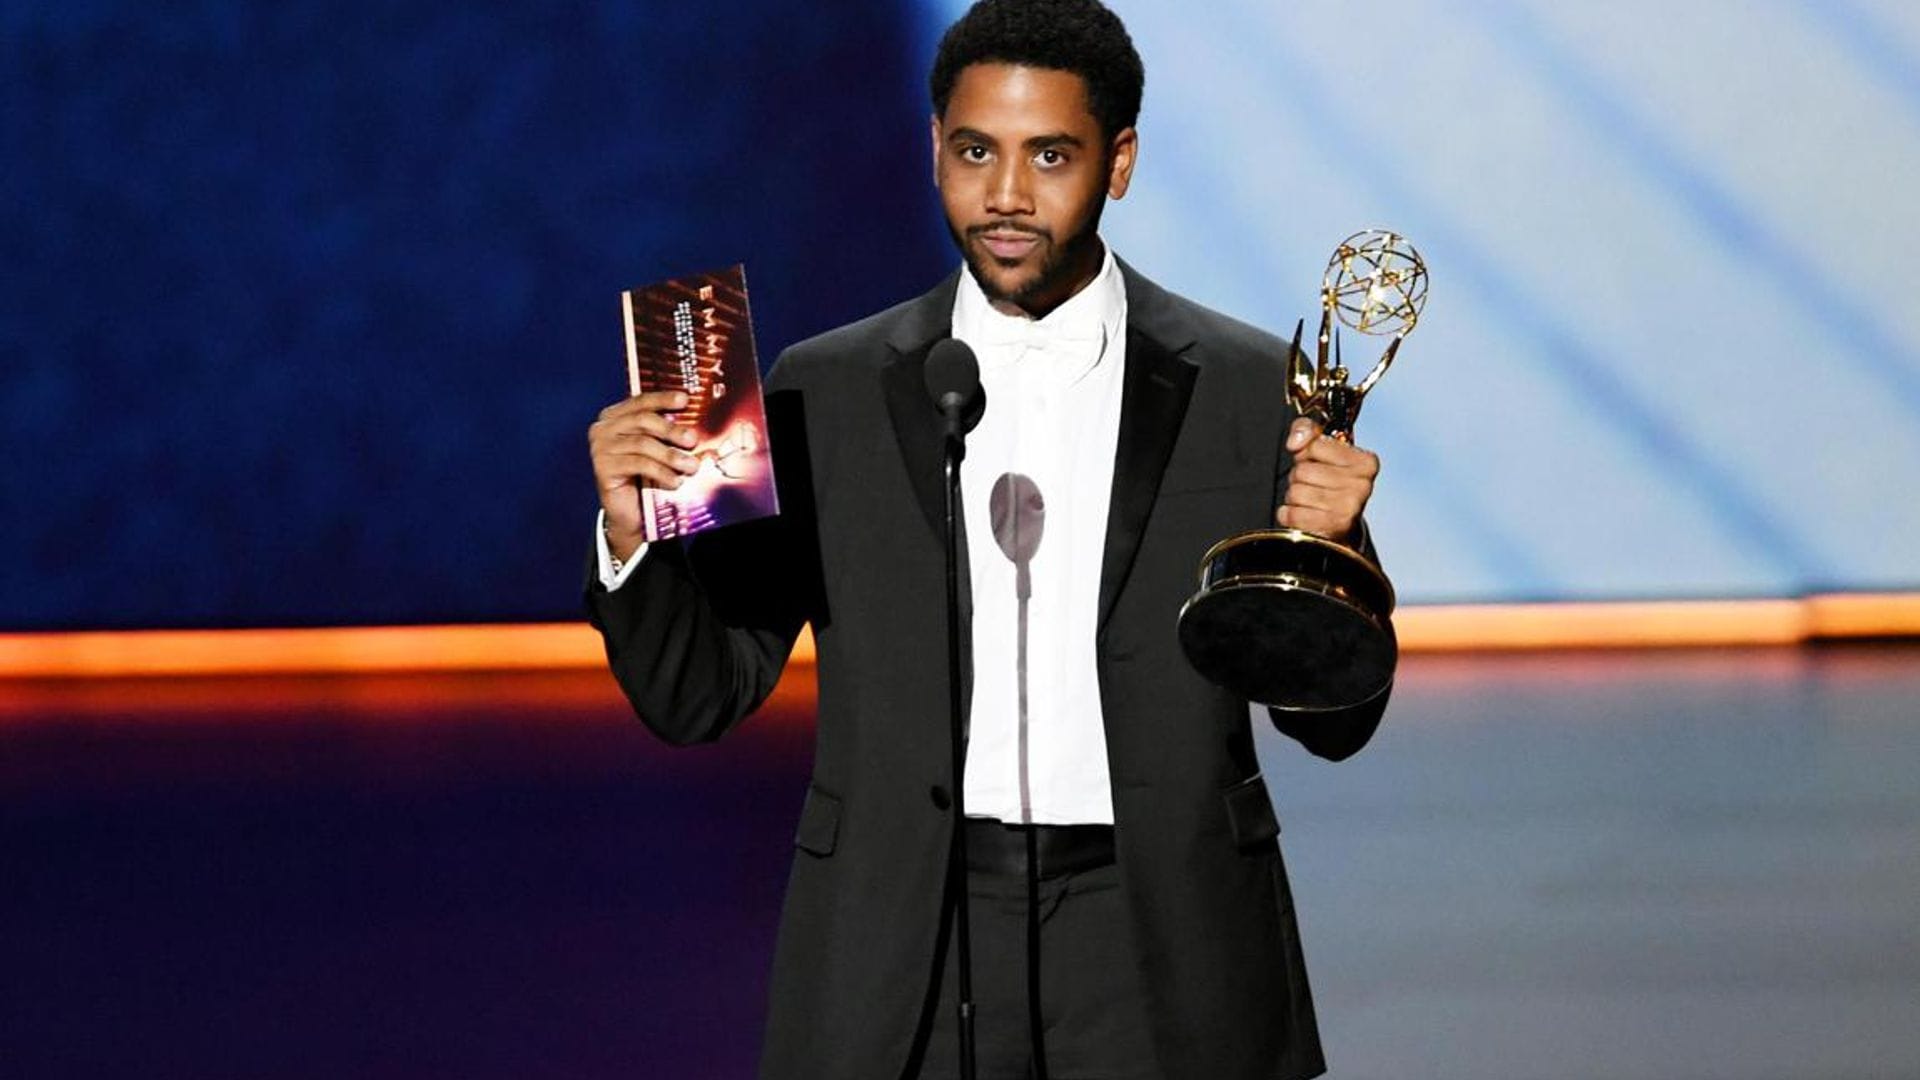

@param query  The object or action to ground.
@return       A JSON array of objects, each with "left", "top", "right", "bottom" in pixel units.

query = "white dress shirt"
[
  {"left": 953, "top": 245, "right": 1127, "bottom": 825},
  {"left": 597, "top": 247, "right": 1130, "bottom": 825}
]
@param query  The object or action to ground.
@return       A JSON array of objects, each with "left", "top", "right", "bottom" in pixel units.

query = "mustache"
[{"left": 965, "top": 221, "right": 1052, "bottom": 242}]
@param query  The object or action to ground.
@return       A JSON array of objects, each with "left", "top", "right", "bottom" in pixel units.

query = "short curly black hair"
[{"left": 929, "top": 0, "right": 1145, "bottom": 139}]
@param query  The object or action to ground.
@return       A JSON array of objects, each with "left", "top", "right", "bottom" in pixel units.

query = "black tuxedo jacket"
[{"left": 587, "top": 262, "right": 1390, "bottom": 1080}]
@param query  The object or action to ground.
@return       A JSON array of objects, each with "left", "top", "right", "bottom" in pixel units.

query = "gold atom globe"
[{"left": 1323, "top": 229, "right": 1428, "bottom": 338}]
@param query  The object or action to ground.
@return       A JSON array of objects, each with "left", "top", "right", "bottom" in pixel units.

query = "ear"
[
  {"left": 1105, "top": 126, "right": 1138, "bottom": 200},
  {"left": 929, "top": 114, "right": 943, "bottom": 185}
]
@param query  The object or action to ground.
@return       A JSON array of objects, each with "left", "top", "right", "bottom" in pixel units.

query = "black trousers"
[{"left": 907, "top": 858, "right": 1162, "bottom": 1080}]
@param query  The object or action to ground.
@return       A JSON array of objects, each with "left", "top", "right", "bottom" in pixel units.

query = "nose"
[{"left": 984, "top": 158, "right": 1033, "bottom": 217}]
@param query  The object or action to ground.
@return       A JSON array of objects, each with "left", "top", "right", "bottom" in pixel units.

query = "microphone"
[
  {"left": 989, "top": 473, "right": 1044, "bottom": 815},
  {"left": 991, "top": 470, "right": 1050, "bottom": 1075},
  {"left": 925, "top": 338, "right": 985, "bottom": 444},
  {"left": 990, "top": 473, "right": 1045, "bottom": 601},
  {"left": 928, "top": 335, "right": 987, "bottom": 1076}
]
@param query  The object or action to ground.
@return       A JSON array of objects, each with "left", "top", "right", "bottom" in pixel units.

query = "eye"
[
  {"left": 958, "top": 143, "right": 990, "bottom": 163},
  {"left": 1035, "top": 148, "right": 1067, "bottom": 167}
]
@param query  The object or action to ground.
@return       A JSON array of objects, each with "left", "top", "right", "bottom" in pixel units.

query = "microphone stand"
[
  {"left": 940, "top": 416, "right": 978, "bottom": 1080},
  {"left": 991, "top": 472, "right": 1049, "bottom": 1080}
]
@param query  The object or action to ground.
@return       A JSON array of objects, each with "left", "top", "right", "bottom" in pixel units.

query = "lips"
[{"left": 977, "top": 230, "right": 1041, "bottom": 261}]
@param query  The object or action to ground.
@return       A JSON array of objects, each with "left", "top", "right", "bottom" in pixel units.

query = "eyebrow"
[
  {"left": 946, "top": 127, "right": 1088, "bottom": 152},
  {"left": 1025, "top": 133, "right": 1085, "bottom": 152}
]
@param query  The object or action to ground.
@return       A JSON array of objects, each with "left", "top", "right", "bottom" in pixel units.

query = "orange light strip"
[
  {"left": 1802, "top": 592, "right": 1920, "bottom": 638},
  {"left": 0, "top": 623, "right": 618, "bottom": 679},
  {"left": 1394, "top": 598, "right": 1809, "bottom": 650},
  {"left": 2, "top": 593, "right": 1917, "bottom": 678}
]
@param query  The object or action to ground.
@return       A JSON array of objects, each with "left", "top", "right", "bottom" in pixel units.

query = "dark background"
[{"left": 2, "top": 1, "right": 953, "bottom": 630}]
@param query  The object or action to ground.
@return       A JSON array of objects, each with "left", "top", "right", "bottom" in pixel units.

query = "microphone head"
[
  {"left": 924, "top": 338, "right": 985, "bottom": 436},
  {"left": 990, "top": 472, "right": 1045, "bottom": 565}
]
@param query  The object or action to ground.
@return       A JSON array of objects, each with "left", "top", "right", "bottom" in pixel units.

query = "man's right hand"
[{"left": 588, "top": 390, "right": 698, "bottom": 562}]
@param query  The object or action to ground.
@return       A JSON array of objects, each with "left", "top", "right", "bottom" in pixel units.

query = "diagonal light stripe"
[
  {"left": 1216, "top": 6, "right": 1823, "bottom": 582},
  {"left": 1474, "top": 0, "right": 1920, "bottom": 419},
  {"left": 1798, "top": 0, "right": 1920, "bottom": 129}
]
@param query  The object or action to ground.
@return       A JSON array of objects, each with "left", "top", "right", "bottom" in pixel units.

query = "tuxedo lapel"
[
  {"left": 1097, "top": 323, "right": 1197, "bottom": 630},
  {"left": 879, "top": 270, "right": 973, "bottom": 729},
  {"left": 880, "top": 270, "right": 962, "bottom": 541},
  {"left": 881, "top": 346, "right": 947, "bottom": 541}
]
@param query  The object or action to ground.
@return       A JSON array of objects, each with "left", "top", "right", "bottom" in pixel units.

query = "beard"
[{"left": 948, "top": 198, "right": 1107, "bottom": 315}]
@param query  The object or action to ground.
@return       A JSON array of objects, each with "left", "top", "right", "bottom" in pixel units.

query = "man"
[{"left": 586, "top": 2, "right": 1389, "bottom": 1077}]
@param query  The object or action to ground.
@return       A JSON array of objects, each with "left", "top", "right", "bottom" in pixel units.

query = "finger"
[
  {"left": 596, "top": 414, "right": 701, "bottom": 453},
  {"left": 1285, "top": 416, "right": 1320, "bottom": 452},
  {"left": 592, "top": 408, "right": 694, "bottom": 443},
  {"left": 1295, "top": 446, "right": 1380, "bottom": 485},
  {"left": 1280, "top": 485, "right": 1365, "bottom": 521},
  {"left": 597, "top": 390, "right": 691, "bottom": 422},
  {"left": 592, "top": 411, "right": 700, "bottom": 450},
  {"left": 1286, "top": 461, "right": 1342, "bottom": 491},
  {"left": 639, "top": 461, "right": 689, "bottom": 489},
  {"left": 1286, "top": 461, "right": 1379, "bottom": 496},
  {"left": 626, "top": 389, "right": 692, "bottom": 414},
  {"left": 594, "top": 462, "right": 687, "bottom": 505},
  {"left": 599, "top": 465, "right": 674, "bottom": 500},
  {"left": 599, "top": 434, "right": 701, "bottom": 470},
  {"left": 611, "top": 455, "right": 690, "bottom": 491},
  {"left": 596, "top": 444, "right": 700, "bottom": 482},
  {"left": 1280, "top": 472, "right": 1368, "bottom": 516},
  {"left": 1297, "top": 436, "right": 1379, "bottom": 474}
]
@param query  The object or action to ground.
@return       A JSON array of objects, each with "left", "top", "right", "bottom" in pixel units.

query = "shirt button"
[{"left": 928, "top": 785, "right": 952, "bottom": 811}]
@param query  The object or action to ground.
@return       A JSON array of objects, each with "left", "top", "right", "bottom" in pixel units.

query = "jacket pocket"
[
  {"left": 794, "top": 782, "right": 843, "bottom": 857},
  {"left": 1221, "top": 772, "right": 1280, "bottom": 852}
]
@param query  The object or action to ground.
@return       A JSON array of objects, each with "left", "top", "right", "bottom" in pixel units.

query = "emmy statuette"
[{"left": 1176, "top": 229, "right": 1428, "bottom": 712}]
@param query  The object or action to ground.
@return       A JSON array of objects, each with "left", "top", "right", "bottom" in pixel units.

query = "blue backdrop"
[
  {"left": 7, "top": 1, "right": 1919, "bottom": 630},
  {"left": 2, "top": 2, "right": 953, "bottom": 630}
]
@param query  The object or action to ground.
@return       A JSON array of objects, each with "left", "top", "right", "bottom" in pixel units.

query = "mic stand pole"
[{"left": 942, "top": 432, "right": 978, "bottom": 1080}]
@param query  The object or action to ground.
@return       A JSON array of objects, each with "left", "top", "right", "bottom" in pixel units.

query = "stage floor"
[{"left": 4, "top": 645, "right": 1916, "bottom": 1079}]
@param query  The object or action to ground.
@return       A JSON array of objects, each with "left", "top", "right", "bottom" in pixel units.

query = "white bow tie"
[
  {"left": 975, "top": 317, "right": 1107, "bottom": 388},
  {"left": 978, "top": 315, "right": 1100, "bottom": 348}
]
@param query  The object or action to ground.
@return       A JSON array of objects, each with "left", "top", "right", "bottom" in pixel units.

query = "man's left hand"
[{"left": 1276, "top": 417, "right": 1379, "bottom": 544}]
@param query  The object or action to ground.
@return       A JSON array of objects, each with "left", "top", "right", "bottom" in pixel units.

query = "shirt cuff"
[{"left": 595, "top": 509, "right": 648, "bottom": 591}]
